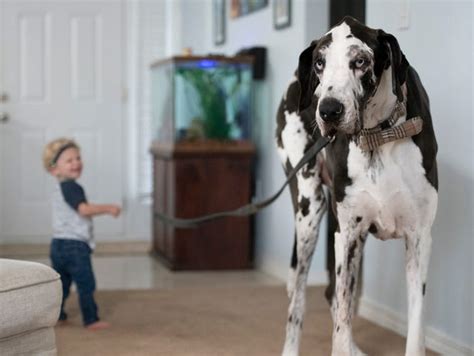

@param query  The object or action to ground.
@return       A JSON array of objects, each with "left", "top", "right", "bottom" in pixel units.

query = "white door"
[{"left": 0, "top": 1, "right": 124, "bottom": 243}]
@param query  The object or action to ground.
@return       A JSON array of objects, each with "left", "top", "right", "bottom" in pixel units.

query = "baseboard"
[
  {"left": 0, "top": 240, "right": 151, "bottom": 257},
  {"left": 358, "top": 297, "right": 473, "bottom": 355}
]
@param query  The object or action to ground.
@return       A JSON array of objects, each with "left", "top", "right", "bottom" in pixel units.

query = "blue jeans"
[{"left": 50, "top": 238, "right": 99, "bottom": 326}]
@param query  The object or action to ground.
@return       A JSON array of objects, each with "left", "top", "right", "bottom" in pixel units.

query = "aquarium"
[{"left": 150, "top": 56, "right": 253, "bottom": 143}]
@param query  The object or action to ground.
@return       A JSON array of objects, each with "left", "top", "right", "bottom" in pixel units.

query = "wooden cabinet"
[{"left": 150, "top": 140, "right": 256, "bottom": 270}]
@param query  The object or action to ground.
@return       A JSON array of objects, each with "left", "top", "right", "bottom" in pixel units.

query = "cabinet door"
[{"left": 173, "top": 155, "right": 252, "bottom": 269}]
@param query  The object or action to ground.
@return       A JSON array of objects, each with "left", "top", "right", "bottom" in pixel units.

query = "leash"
[{"left": 154, "top": 136, "right": 331, "bottom": 228}]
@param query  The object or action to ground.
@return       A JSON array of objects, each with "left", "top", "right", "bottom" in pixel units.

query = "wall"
[
  {"left": 178, "top": 0, "right": 330, "bottom": 284},
  {"left": 360, "top": 1, "right": 473, "bottom": 353}
]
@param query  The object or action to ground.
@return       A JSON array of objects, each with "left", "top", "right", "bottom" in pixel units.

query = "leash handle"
[{"left": 154, "top": 136, "right": 331, "bottom": 228}]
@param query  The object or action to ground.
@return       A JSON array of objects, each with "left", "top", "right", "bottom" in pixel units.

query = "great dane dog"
[{"left": 276, "top": 17, "right": 438, "bottom": 356}]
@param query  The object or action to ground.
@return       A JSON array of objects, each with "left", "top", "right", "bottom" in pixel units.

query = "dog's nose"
[{"left": 319, "top": 98, "right": 344, "bottom": 122}]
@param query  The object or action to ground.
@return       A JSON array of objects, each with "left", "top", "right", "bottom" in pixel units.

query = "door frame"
[
  {"left": 330, "top": 0, "right": 366, "bottom": 27},
  {"left": 326, "top": 0, "right": 366, "bottom": 281},
  {"left": 0, "top": 1, "right": 5, "bottom": 244}
]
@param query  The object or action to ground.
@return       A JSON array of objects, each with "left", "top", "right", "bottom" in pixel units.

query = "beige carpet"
[{"left": 55, "top": 286, "right": 437, "bottom": 356}]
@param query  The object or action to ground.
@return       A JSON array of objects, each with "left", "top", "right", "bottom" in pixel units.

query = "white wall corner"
[
  {"left": 358, "top": 297, "right": 474, "bottom": 356},
  {"left": 165, "top": 0, "right": 183, "bottom": 56},
  {"left": 124, "top": 0, "right": 139, "bottom": 201},
  {"left": 123, "top": 0, "right": 167, "bottom": 242}
]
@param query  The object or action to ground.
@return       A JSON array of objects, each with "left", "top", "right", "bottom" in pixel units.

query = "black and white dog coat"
[{"left": 276, "top": 16, "right": 438, "bottom": 356}]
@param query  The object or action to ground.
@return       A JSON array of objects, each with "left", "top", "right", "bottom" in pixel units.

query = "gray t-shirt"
[{"left": 52, "top": 180, "right": 94, "bottom": 249}]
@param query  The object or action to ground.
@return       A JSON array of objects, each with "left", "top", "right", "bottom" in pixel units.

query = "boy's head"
[{"left": 43, "top": 138, "right": 82, "bottom": 180}]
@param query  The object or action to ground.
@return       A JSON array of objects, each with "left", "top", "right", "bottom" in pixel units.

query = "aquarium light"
[{"left": 198, "top": 60, "right": 218, "bottom": 68}]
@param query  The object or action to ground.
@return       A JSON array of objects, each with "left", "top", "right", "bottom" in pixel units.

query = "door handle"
[{"left": 0, "top": 112, "right": 9, "bottom": 123}]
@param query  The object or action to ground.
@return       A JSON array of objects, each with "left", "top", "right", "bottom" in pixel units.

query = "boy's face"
[{"left": 49, "top": 147, "right": 83, "bottom": 180}]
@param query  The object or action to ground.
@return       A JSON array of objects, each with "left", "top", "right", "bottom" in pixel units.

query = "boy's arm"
[
  {"left": 60, "top": 181, "right": 121, "bottom": 218},
  {"left": 78, "top": 203, "right": 120, "bottom": 217}
]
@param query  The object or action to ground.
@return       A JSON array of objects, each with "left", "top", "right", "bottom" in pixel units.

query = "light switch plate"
[{"left": 399, "top": 0, "right": 410, "bottom": 30}]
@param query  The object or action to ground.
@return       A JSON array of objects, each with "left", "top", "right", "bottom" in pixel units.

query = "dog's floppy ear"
[
  {"left": 378, "top": 31, "right": 409, "bottom": 102},
  {"left": 297, "top": 41, "right": 319, "bottom": 112}
]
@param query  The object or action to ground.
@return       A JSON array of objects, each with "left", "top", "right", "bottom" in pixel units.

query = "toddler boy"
[{"left": 43, "top": 138, "right": 121, "bottom": 330}]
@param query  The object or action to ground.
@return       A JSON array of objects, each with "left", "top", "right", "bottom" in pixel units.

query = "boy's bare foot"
[
  {"left": 86, "top": 321, "right": 110, "bottom": 330},
  {"left": 57, "top": 320, "right": 68, "bottom": 326}
]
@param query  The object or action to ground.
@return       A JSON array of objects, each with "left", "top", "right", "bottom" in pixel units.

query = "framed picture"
[
  {"left": 231, "top": 0, "right": 268, "bottom": 18},
  {"left": 273, "top": 0, "right": 291, "bottom": 30},
  {"left": 214, "top": 0, "right": 225, "bottom": 46}
]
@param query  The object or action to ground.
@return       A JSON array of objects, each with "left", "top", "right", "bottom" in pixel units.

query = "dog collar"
[{"left": 358, "top": 101, "right": 423, "bottom": 152}]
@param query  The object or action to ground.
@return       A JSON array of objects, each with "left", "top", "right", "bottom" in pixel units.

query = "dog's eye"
[
  {"left": 355, "top": 58, "right": 366, "bottom": 69},
  {"left": 314, "top": 59, "right": 325, "bottom": 71}
]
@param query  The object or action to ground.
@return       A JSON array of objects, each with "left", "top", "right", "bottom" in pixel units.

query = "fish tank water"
[{"left": 150, "top": 56, "right": 253, "bottom": 144}]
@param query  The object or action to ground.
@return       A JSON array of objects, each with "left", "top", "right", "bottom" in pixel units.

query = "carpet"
[{"left": 55, "top": 286, "right": 437, "bottom": 356}]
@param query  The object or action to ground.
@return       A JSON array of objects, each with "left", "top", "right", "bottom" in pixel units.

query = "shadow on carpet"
[{"left": 55, "top": 286, "right": 437, "bottom": 355}]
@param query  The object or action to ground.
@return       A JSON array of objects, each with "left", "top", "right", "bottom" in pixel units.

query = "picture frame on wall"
[
  {"left": 231, "top": 0, "right": 268, "bottom": 18},
  {"left": 214, "top": 0, "right": 225, "bottom": 45},
  {"left": 273, "top": 0, "right": 291, "bottom": 30}
]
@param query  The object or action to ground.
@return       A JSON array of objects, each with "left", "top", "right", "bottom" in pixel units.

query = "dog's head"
[{"left": 297, "top": 16, "right": 409, "bottom": 137}]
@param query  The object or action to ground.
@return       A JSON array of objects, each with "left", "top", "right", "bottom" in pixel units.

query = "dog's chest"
[{"left": 340, "top": 139, "right": 437, "bottom": 239}]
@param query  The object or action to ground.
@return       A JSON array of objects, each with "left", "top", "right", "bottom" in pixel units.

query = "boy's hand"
[{"left": 108, "top": 205, "right": 121, "bottom": 217}]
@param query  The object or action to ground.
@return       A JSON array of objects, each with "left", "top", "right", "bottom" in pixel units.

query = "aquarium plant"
[{"left": 176, "top": 61, "right": 245, "bottom": 140}]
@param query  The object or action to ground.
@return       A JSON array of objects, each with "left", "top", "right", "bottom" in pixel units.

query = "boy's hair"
[{"left": 43, "top": 138, "right": 80, "bottom": 171}]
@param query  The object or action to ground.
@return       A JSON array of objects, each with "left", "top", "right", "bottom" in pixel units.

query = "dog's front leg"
[
  {"left": 282, "top": 185, "right": 326, "bottom": 356},
  {"left": 331, "top": 228, "right": 366, "bottom": 356},
  {"left": 405, "top": 230, "right": 432, "bottom": 356}
]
